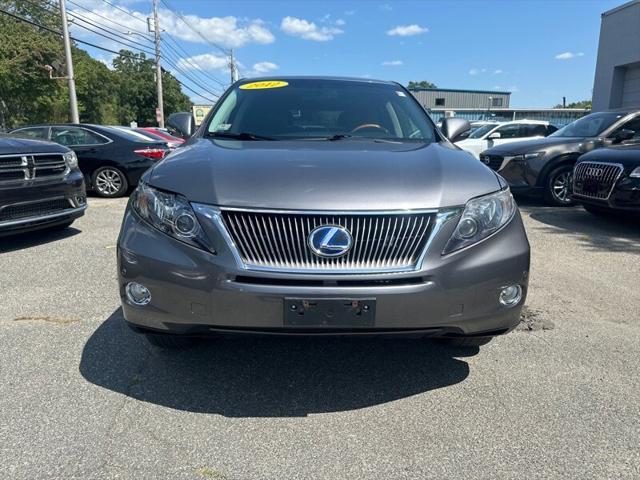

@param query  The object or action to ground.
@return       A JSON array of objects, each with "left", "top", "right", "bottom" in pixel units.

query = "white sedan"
[{"left": 456, "top": 120, "right": 558, "bottom": 159}]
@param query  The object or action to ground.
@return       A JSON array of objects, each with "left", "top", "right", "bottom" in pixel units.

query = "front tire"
[
  {"left": 144, "top": 333, "right": 198, "bottom": 349},
  {"left": 92, "top": 167, "right": 128, "bottom": 198},
  {"left": 544, "top": 165, "right": 575, "bottom": 206}
]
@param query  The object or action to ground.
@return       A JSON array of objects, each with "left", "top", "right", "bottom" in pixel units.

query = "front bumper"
[
  {"left": 575, "top": 175, "right": 640, "bottom": 211},
  {"left": 0, "top": 170, "right": 87, "bottom": 236},
  {"left": 117, "top": 205, "right": 530, "bottom": 337}
]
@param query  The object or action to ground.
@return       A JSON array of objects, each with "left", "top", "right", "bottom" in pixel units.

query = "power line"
[
  {"left": 69, "top": 11, "right": 154, "bottom": 47},
  {"left": 66, "top": 0, "right": 148, "bottom": 36},
  {"left": 161, "top": 39, "right": 226, "bottom": 89},
  {"left": 98, "top": 0, "right": 147, "bottom": 25},
  {"left": 159, "top": 0, "right": 230, "bottom": 56},
  {"left": 68, "top": 15, "right": 156, "bottom": 56}
]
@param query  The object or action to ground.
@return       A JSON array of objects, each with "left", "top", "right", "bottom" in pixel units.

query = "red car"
[{"left": 139, "top": 127, "right": 185, "bottom": 149}]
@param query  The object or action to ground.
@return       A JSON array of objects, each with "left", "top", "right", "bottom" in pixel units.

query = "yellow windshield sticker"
[{"left": 239, "top": 81, "right": 289, "bottom": 90}]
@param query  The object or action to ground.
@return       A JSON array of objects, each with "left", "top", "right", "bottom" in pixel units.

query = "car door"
[{"left": 50, "top": 126, "right": 111, "bottom": 181}]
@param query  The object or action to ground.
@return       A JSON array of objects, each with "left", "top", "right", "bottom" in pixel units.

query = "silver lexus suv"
[{"left": 117, "top": 77, "right": 530, "bottom": 349}]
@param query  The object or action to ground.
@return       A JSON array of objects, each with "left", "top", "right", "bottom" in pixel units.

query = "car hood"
[
  {"left": 578, "top": 144, "right": 640, "bottom": 167},
  {"left": 147, "top": 138, "right": 502, "bottom": 211},
  {"left": 482, "top": 136, "right": 585, "bottom": 155},
  {"left": 0, "top": 135, "right": 69, "bottom": 155}
]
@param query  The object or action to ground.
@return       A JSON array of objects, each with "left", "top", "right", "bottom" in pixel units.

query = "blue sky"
[{"left": 71, "top": 0, "right": 623, "bottom": 107}]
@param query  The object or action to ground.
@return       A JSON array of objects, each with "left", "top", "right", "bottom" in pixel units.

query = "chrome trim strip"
[
  {"left": 217, "top": 206, "right": 442, "bottom": 215},
  {"left": 0, "top": 205, "right": 87, "bottom": 228}
]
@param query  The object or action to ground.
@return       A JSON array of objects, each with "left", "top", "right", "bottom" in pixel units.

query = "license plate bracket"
[{"left": 284, "top": 298, "right": 376, "bottom": 327}]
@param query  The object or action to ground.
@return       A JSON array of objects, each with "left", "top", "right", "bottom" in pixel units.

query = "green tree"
[
  {"left": 407, "top": 80, "right": 437, "bottom": 90},
  {"left": 554, "top": 100, "right": 592, "bottom": 109}
]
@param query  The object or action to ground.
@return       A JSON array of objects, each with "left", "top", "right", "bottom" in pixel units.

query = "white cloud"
[
  {"left": 68, "top": 4, "right": 274, "bottom": 49},
  {"left": 381, "top": 60, "right": 403, "bottom": 66},
  {"left": 387, "top": 24, "right": 428, "bottom": 36},
  {"left": 335, "top": 19, "right": 346, "bottom": 26},
  {"left": 379, "top": 3, "right": 393, "bottom": 11},
  {"left": 344, "top": 10, "right": 356, "bottom": 16},
  {"left": 493, "top": 85, "right": 519, "bottom": 93},
  {"left": 468, "top": 68, "right": 487, "bottom": 75},
  {"left": 252, "top": 61, "right": 279, "bottom": 74},
  {"left": 493, "top": 69, "right": 503, "bottom": 74},
  {"left": 177, "top": 53, "right": 228, "bottom": 71},
  {"left": 281, "top": 16, "right": 343, "bottom": 41},
  {"left": 555, "top": 51, "right": 584, "bottom": 60}
]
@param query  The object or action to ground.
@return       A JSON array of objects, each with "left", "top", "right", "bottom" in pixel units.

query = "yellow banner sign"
[{"left": 239, "top": 81, "right": 289, "bottom": 90}]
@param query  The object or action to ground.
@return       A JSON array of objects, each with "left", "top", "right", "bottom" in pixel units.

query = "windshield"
[
  {"left": 550, "top": 112, "right": 626, "bottom": 138},
  {"left": 468, "top": 124, "right": 499, "bottom": 139},
  {"left": 206, "top": 79, "right": 437, "bottom": 142}
]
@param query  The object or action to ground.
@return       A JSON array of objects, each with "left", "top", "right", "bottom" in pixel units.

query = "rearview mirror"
[
  {"left": 166, "top": 112, "right": 195, "bottom": 139},
  {"left": 487, "top": 132, "right": 501, "bottom": 140},
  {"left": 612, "top": 128, "right": 635, "bottom": 144},
  {"left": 441, "top": 118, "right": 471, "bottom": 143}
]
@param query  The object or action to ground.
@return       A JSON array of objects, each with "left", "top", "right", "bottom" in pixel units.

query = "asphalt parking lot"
[{"left": 1, "top": 197, "right": 639, "bottom": 479}]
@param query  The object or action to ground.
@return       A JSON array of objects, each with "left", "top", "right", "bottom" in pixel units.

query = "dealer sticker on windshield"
[{"left": 239, "top": 81, "right": 289, "bottom": 90}]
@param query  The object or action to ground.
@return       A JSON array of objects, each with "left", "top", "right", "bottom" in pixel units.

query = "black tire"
[
  {"left": 582, "top": 203, "right": 612, "bottom": 217},
  {"left": 92, "top": 167, "right": 128, "bottom": 198},
  {"left": 438, "top": 336, "right": 493, "bottom": 348},
  {"left": 544, "top": 164, "right": 576, "bottom": 206},
  {"left": 144, "top": 333, "right": 198, "bottom": 349}
]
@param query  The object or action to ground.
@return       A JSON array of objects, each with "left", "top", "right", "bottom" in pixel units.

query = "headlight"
[
  {"left": 131, "top": 182, "right": 215, "bottom": 253},
  {"left": 630, "top": 166, "right": 640, "bottom": 178},
  {"left": 63, "top": 151, "right": 78, "bottom": 169},
  {"left": 443, "top": 188, "right": 517, "bottom": 254}
]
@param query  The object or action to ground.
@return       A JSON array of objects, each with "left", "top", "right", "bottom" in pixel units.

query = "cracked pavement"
[{"left": 0, "top": 196, "right": 639, "bottom": 479}]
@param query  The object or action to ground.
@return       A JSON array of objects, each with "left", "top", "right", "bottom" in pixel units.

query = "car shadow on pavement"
[
  {"left": 524, "top": 204, "right": 640, "bottom": 254},
  {"left": 0, "top": 227, "right": 81, "bottom": 254},
  {"left": 80, "top": 309, "right": 474, "bottom": 417}
]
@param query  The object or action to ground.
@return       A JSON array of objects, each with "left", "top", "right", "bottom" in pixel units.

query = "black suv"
[
  {"left": 11, "top": 124, "right": 168, "bottom": 198},
  {"left": 0, "top": 135, "right": 86, "bottom": 236},
  {"left": 573, "top": 144, "right": 640, "bottom": 216},
  {"left": 480, "top": 110, "right": 640, "bottom": 205}
]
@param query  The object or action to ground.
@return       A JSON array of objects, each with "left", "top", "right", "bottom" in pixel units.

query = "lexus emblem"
[{"left": 308, "top": 225, "right": 353, "bottom": 257}]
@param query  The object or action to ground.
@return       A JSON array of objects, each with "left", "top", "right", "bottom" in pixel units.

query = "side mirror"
[
  {"left": 612, "top": 128, "right": 635, "bottom": 144},
  {"left": 441, "top": 117, "right": 471, "bottom": 143},
  {"left": 487, "top": 132, "right": 501, "bottom": 140},
  {"left": 166, "top": 112, "right": 195, "bottom": 139}
]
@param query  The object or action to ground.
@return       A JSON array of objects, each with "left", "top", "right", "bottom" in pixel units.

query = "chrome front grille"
[
  {"left": 573, "top": 162, "right": 623, "bottom": 200},
  {"left": 0, "top": 153, "right": 67, "bottom": 182},
  {"left": 221, "top": 209, "right": 435, "bottom": 272}
]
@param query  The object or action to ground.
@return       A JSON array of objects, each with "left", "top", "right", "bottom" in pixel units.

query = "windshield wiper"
[
  {"left": 325, "top": 133, "right": 353, "bottom": 141},
  {"left": 207, "top": 131, "right": 277, "bottom": 141}
]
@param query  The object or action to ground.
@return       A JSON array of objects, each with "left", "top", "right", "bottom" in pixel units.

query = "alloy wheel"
[
  {"left": 95, "top": 168, "right": 123, "bottom": 196},
  {"left": 551, "top": 170, "right": 573, "bottom": 203}
]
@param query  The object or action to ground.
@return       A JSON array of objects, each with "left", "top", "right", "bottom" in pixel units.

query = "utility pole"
[
  {"left": 59, "top": 0, "right": 79, "bottom": 123},
  {"left": 151, "top": 0, "right": 164, "bottom": 128},
  {"left": 229, "top": 49, "right": 238, "bottom": 83}
]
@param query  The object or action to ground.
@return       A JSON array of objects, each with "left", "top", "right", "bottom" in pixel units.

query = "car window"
[
  {"left": 495, "top": 124, "right": 523, "bottom": 139},
  {"left": 551, "top": 112, "right": 627, "bottom": 138},
  {"left": 468, "top": 124, "right": 499, "bottom": 139},
  {"left": 609, "top": 115, "right": 640, "bottom": 140},
  {"left": 51, "top": 127, "right": 107, "bottom": 146},
  {"left": 546, "top": 125, "right": 558, "bottom": 135},
  {"left": 206, "top": 79, "right": 437, "bottom": 142},
  {"left": 12, "top": 127, "right": 48, "bottom": 140},
  {"left": 526, "top": 124, "right": 548, "bottom": 136}
]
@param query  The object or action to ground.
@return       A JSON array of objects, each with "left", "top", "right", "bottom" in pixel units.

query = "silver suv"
[{"left": 117, "top": 77, "right": 530, "bottom": 349}]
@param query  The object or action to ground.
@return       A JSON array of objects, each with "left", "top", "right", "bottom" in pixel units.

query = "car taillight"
[{"left": 134, "top": 148, "right": 166, "bottom": 160}]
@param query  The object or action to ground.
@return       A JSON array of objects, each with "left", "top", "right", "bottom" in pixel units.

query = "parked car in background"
[
  {"left": 139, "top": 127, "right": 185, "bottom": 149},
  {"left": 0, "top": 135, "right": 86, "bottom": 236},
  {"left": 572, "top": 143, "right": 640, "bottom": 216},
  {"left": 119, "top": 76, "right": 529, "bottom": 350},
  {"left": 456, "top": 120, "right": 557, "bottom": 159},
  {"left": 480, "top": 110, "right": 640, "bottom": 205},
  {"left": 11, "top": 124, "right": 168, "bottom": 198}
]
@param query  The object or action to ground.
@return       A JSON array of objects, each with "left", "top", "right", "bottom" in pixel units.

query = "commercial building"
[
  {"left": 592, "top": 0, "right": 640, "bottom": 111},
  {"left": 410, "top": 88, "right": 511, "bottom": 109}
]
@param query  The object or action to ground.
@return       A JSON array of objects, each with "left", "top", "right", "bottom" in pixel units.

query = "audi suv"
[{"left": 117, "top": 77, "right": 530, "bottom": 349}]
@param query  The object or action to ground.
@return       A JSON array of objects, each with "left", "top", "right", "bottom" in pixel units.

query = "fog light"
[
  {"left": 499, "top": 284, "right": 522, "bottom": 307},
  {"left": 126, "top": 282, "right": 151, "bottom": 306}
]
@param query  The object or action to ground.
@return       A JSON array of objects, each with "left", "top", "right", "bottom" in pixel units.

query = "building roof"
[
  {"left": 408, "top": 87, "right": 512, "bottom": 95},
  {"left": 602, "top": 0, "right": 640, "bottom": 17}
]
